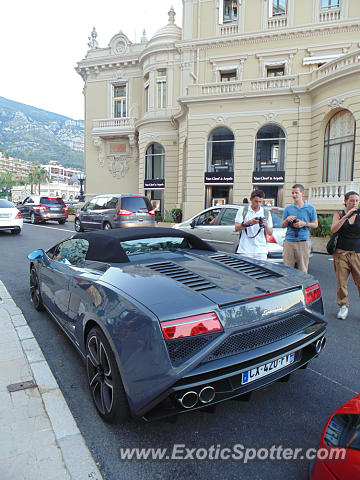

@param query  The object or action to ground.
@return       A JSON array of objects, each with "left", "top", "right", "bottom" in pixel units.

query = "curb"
[{"left": 0, "top": 280, "right": 103, "bottom": 480}]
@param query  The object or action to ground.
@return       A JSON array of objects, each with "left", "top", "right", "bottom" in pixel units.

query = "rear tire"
[
  {"left": 103, "top": 222, "right": 112, "bottom": 230},
  {"left": 86, "top": 327, "right": 129, "bottom": 423},
  {"left": 11, "top": 228, "right": 21, "bottom": 235},
  {"left": 74, "top": 218, "right": 84, "bottom": 232},
  {"left": 58, "top": 219, "right": 66, "bottom": 225},
  {"left": 30, "top": 267, "right": 45, "bottom": 311},
  {"left": 30, "top": 212, "right": 38, "bottom": 224}
]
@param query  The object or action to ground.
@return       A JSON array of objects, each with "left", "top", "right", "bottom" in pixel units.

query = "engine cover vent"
[
  {"left": 209, "top": 254, "right": 281, "bottom": 280},
  {"left": 145, "top": 262, "right": 217, "bottom": 291}
]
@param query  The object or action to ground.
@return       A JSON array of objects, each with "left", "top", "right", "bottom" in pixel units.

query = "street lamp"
[{"left": 77, "top": 172, "right": 86, "bottom": 202}]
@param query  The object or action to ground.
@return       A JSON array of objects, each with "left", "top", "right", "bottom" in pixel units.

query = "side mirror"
[
  {"left": 190, "top": 219, "right": 196, "bottom": 229},
  {"left": 27, "top": 249, "right": 45, "bottom": 261}
]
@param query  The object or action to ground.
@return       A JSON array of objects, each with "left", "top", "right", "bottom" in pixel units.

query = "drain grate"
[{"left": 7, "top": 380, "right": 37, "bottom": 393}]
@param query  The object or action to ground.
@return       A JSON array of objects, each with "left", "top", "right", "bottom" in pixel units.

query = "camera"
[
  {"left": 255, "top": 216, "right": 265, "bottom": 228},
  {"left": 288, "top": 218, "right": 301, "bottom": 237}
]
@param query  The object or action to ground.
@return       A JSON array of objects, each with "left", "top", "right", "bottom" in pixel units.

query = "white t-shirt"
[{"left": 235, "top": 206, "right": 273, "bottom": 255}]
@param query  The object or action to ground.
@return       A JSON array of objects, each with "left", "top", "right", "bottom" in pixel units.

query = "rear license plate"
[
  {"left": 50, "top": 207, "right": 59, "bottom": 211},
  {"left": 0, "top": 214, "right": 10, "bottom": 219},
  {"left": 241, "top": 352, "right": 295, "bottom": 385}
]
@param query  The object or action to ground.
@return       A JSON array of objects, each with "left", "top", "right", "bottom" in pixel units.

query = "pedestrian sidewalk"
[{"left": 0, "top": 280, "right": 103, "bottom": 480}]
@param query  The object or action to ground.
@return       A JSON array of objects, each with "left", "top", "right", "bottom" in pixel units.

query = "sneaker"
[{"left": 337, "top": 306, "right": 348, "bottom": 320}]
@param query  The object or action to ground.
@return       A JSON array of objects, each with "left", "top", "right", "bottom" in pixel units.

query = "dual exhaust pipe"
[{"left": 178, "top": 386, "right": 216, "bottom": 409}]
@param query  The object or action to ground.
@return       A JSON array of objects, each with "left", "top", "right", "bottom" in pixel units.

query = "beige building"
[{"left": 77, "top": 0, "right": 360, "bottom": 218}]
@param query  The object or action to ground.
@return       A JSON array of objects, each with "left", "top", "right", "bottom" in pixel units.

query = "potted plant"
[{"left": 171, "top": 208, "right": 182, "bottom": 223}]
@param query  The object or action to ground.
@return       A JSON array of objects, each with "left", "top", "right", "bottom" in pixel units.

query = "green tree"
[
  {"left": 0, "top": 171, "right": 16, "bottom": 198},
  {"left": 27, "top": 163, "right": 50, "bottom": 195}
]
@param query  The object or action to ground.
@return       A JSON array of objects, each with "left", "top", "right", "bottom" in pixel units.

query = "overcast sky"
[{"left": 1, "top": 0, "right": 183, "bottom": 120}]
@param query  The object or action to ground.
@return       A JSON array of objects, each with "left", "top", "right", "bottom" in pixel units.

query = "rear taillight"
[
  {"left": 265, "top": 233, "right": 277, "bottom": 243},
  {"left": 117, "top": 209, "right": 133, "bottom": 216},
  {"left": 305, "top": 283, "right": 321, "bottom": 304},
  {"left": 61, "top": 206, "right": 68, "bottom": 212},
  {"left": 148, "top": 209, "right": 155, "bottom": 215},
  {"left": 161, "top": 312, "right": 223, "bottom": 340},
  {"left": 15, "top": 211, "right": 22, "bottom": 219},
  {"left": 35, "top": 206, "right": 47, "bottom": 211}
]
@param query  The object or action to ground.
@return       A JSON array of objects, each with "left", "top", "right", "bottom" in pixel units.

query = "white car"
[
  {"left": 173, "top": 204, "right": 286, "bottom": 263},
  {"left": 0, "top": 199, "right": 23, "bottom": 234}
]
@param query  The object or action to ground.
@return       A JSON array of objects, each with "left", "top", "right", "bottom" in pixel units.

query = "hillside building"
[{"left": 76, "top": 0, "right": 360, "bottom": 218}]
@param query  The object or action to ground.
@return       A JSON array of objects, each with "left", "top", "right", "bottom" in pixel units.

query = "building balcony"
[
  {"left": 312, "top": 50, "right": 360, "bottom": 82},
  {"left": 308, "top": 181, "right": 360, "bottom": 211},
  {"left": 220, "top": 23, "right": 239, "bottom": 36},
  {"left": 186, "top": 75, "right": 297, "bottom": 97},
  {"left": 319, "top": 8, "right": 340, "bottom": 23},
  {"left": 92, "top": 117, "right": 136, "bottom": 137},
  {"left": 184, "top": 49, "right": 360, "bottom": 101},
  {"left": 267, "top": 15, "right": 287, "bottom": 29}
]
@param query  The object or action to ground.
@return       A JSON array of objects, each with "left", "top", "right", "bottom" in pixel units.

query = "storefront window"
[
  {"left": 145, "top": 143, "right": 165, "bottom": 179},
  {"left": 255, "top": 125, "right": 285, "bottom": 172},
  {"left": 207, "top": 127, "right": 234, "bottom": 173}
]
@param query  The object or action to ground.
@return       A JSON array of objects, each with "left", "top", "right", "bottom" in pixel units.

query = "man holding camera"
[
  {"left": 235, "top": 189, "right": 273, "bottom": 261},
  {"left": 281, "top": 184, "right": 318, "bottom": 273}
]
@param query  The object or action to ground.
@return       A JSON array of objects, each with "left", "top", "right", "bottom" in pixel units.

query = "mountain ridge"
[{"left": 0, "top": 96, "right": 84, "bottom": 169}]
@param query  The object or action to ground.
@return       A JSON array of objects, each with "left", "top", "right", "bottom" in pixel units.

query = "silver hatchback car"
[
  {"left": 173, "top": 204, "right": 286, "bottom": 262},
  {"left": 74, "top": 194, "right": 156, "bottom": 231}
]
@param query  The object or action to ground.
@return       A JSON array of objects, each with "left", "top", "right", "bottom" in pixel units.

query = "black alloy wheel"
[
  {"left": 30, "top": 212, "right": 38, "bottom": 224},
  {"left": 103, "top": 222, "right": 112, "bottom": 230},
  {"left": 86, "top": 327, "right": 129, "bottom": 423},
  {"left": 58, "top": 219, "right": 66, "bottom": 225},
  {"left": 30, "top": 267, "right": 45, "bottom": 311},
  {"left": 74, "top": 218, "right": 84, "bottom": 232}
]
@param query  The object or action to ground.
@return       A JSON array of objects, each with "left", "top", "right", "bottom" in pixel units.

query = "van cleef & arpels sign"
[{"left": 204, "top": 172, "right": 234, "bottom": 184}]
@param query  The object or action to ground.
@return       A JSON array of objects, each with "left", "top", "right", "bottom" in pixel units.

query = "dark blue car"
[{"left": 28, "top": 227, "right": 327, "bottom": 423}]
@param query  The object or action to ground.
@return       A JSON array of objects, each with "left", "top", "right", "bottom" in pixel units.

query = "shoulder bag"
[{"left": 326, "top": 211, "right": 344, "bottom": 255}]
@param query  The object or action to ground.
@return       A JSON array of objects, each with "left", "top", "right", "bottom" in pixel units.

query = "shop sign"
[
  {"left": 204, "top": 172, "right": 234, "bottom": 184},
  {"left": 252, "top": 171, "right": 285, "bottom": 184},
  {"left": 144, "top": 179, "right": 165, "bottom": 189}
]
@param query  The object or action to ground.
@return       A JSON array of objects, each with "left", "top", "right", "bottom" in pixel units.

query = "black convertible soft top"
[{"left": 73, "top": 227, "right": 216, "bottom": 263}]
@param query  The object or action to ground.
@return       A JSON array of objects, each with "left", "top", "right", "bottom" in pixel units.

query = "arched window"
[
  {"left": 207, "top": 127, "right": 234, "bottom": 173},
  {"left": 145, "top": 143, "right": 165, "bottom": 179},
  {"left": 255, "top": 124, "right": 285, "bottom": 172},
  {"left": 323, "top": 110, "right": 356, "bottom": 182}
]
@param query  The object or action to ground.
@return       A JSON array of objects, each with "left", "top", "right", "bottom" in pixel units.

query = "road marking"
[
  {"left": 24, "top": 223, "right": 74, "bottom": 233},
  {"left": 308, "top": 367, "right": 359, "bottom": 395}
]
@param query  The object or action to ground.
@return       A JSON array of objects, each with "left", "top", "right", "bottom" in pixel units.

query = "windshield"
[
  {"left": 120, "top": 237, "right": 192, "bottom": 256},
  {"left": 0, "top": 200, "right": 15, "bottom": 208},
  {"left": 268, "top": 208, "right": 284, "bottom": 228},
  {"left": 324, "top": 414, "right": 360, "bottom": 451},
  {"left": 40, "top": 197, "right": 64, "bottom": 205}
]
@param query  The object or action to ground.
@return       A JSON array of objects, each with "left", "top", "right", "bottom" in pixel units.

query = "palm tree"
[{"left": 27, "top": 163, "right": 50, "bottom": 195}]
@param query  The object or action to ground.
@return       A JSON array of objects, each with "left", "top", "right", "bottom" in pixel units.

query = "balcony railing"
[
  {"left": 93, "top": 118, "right": 135, "bottom": 129},
  {"left": 314, "top": 51, "right": 360, "bottom": 81},
  {"left": 220, "top": 24, "right": 239, "bottom": 35},
  {"left": 268, "top": 16, "right": 287, "bottom": 29},
  {"left": 308, "top": 181, "right": 360, "bottom": 206},
  {"left": 319, "top": 8, "right": 340, "bottom": 22},
  {"left": 186, "top": 75, "right": 297, "bottom": 96}
]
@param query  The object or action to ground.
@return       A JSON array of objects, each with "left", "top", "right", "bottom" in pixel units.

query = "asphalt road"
[{"left": 1, "top": 222, "right": 360, "bottom": 480}]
